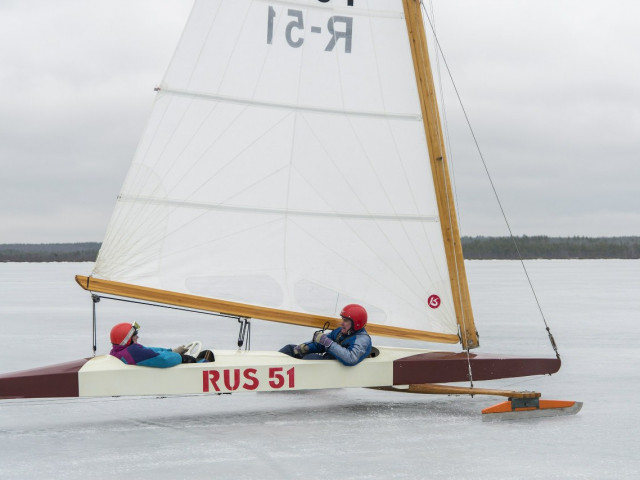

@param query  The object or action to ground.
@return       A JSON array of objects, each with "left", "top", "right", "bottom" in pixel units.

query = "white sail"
[{"left": 94, "top": 0, "right": 460, "bottom": 340}]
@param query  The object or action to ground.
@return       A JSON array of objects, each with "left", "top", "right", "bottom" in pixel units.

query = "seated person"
[
  {"left": 109, "top": 322, "right": 214, "bottom": 367},
  {"left": 279, "top": 304, "right": 372, "bottom": 366}
]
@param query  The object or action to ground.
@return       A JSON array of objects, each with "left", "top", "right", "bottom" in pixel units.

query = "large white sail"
[{"left": 94, "top": 0, "right": 461, "bottom": 341}]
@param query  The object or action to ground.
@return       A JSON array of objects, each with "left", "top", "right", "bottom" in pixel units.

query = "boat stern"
[{"left": 0, "top": 358, "right": 89, "bottom": 399}]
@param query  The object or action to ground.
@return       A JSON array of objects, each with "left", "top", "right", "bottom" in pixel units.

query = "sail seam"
[
  {"left": 157, "top": 87, "right": 422, "bottom": 121},
  {"left": 117, "top": 195, "right": 439, "bottom": 222}
]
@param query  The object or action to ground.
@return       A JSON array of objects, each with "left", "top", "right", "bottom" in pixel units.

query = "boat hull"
[
  {"left": 0, "top": 358, "right": 90, "bottom": 399},
  {"left": 0, "top": 347, "right": 561, "bottom": 399},
  {"left": 393, "top": 351, "right": 560, "bottom": 384}
]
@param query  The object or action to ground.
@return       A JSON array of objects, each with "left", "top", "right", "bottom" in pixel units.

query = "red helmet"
[
  {"left": 110, "top": 322, "right": 140, "bottom": 346},
  {"left": 340, "top": 304, "right": 368, "bottom": 331}
]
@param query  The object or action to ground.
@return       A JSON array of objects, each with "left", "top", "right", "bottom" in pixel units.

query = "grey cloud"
[{"left": 1, "top": 0, "right": 638, "bottom": 242}]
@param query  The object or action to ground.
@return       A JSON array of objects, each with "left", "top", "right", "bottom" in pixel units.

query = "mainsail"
[{"left": 83, "top": 0, "right": 477, "bottom": 346}]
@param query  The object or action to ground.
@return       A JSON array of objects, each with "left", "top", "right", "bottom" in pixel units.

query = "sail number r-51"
[
  {"left": 202, "top": 367, "right": 295, "bottom": 392},
  {"left": 267, "top": 6, "right": 353, "bottom": 53}
]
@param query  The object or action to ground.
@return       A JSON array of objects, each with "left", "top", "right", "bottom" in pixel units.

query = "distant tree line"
[
  {"left": 1, "top": 237, "right": 639, "bottom": 262},
  {"left": 0, "top": 243, "right": 101, "bottom": 262},
  {"left": 461, "top": 236, "right": 640, "bottom": 259}
]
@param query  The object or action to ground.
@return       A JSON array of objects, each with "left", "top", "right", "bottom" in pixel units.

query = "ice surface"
[{"left": 1, "top": 260, "right": 639, "bottom": 479}]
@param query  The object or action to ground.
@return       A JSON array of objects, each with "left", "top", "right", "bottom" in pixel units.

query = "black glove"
[{"left": 180, "top": 353, "right": 197, "bottom": 363}]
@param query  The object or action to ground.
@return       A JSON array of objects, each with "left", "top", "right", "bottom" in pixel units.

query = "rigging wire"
[
  {"left": 423, "top": 0, "right": 475, "bottom": 388},
  {"left": 440, "top": 155, "right": 474, "bottom": 388},
  {"left": 412, "top": 0, "right": 475, "bottom": 386},
  {"left": 91, "top": 295, "right": 99, "bottom": 357},
  {"left": 424, "top": 0, "right": 463, "bottom": 229},
  {"left": 88, "top": 292, "right": 243, "bottom": 322},
  {"left": 419, "top": 2, "right": 560, "bottom": 360},
  {"left": 237, "top": 317, "right": 251, "bottom": 350}
]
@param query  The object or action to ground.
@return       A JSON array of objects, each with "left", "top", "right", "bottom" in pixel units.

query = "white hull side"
[{"left": 78, "top": 346, "right": 433, "bottom": 397}]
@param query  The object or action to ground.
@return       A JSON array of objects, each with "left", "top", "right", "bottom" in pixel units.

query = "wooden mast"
[{"left": 402, "top": 0, "right": 479, "bottom": 349}]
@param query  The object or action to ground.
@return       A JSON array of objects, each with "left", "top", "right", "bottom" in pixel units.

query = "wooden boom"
[{"left": 75, "top": 275, "right": 460, "bottom": 344}]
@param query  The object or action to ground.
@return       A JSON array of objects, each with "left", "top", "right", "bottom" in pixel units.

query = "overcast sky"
[{"left": 1, "top": 0, "right": 638, "bottom": 243}]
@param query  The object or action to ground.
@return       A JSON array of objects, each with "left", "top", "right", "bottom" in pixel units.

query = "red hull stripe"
[
  {"left": 0, "top": 358, "right": 89, "bottom": 399},
  {"left": 393, "top": 352, "right": 561, "bottom": 384}
]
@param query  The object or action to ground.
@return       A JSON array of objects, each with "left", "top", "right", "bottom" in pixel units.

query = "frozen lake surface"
[{"left": 1, "top": 260, "right": 639, "bottom": 479}]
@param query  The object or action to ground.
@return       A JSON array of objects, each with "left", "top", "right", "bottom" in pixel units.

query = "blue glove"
[
  {"left": 313, "top": 331, "right": 333, "bottom": 348},
  {"left": 293, "top": 343, "right": 310, "bottom": 357}
]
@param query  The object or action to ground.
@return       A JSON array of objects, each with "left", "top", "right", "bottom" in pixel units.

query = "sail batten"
[
  {"left": 158, "top": 87, "right": 423, "bottom": 121},
  {"left": 118, "top": 194, "right": 440, "bottom": 222}
]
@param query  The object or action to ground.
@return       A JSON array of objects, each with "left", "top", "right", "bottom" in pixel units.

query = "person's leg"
[
  {"left": 301, "top": 353, "right": 327, "bottom": 360},
  {"left": 279, "top": 344, "right": 298, "bottom": 357}
]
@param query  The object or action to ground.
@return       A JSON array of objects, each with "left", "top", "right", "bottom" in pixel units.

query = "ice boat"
[{"left": 0, "top": 0, "right": 581, "bottom": 419}]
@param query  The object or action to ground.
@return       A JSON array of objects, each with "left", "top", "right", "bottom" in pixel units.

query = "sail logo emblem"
[{"left": 427, "top": 295, "right": 441, "bottom": 309}]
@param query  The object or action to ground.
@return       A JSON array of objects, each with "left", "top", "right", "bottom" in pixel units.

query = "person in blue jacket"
[
  {"left": 279, "top": 304, "right": 372, "bottom": 366},
  {"left": 109, "top": 322, "right": 213, "bottom": 367}
]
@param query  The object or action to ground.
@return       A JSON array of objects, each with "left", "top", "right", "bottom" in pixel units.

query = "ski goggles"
[{"left": 120, "top": 322, "right": 141, "bottom": 346}]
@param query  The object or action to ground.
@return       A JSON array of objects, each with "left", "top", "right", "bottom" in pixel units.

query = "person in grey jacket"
[{"left": 279, "top": 304, "right": 372, "bottom": 366}]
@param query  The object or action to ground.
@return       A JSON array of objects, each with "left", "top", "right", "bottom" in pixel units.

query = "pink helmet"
[{"left": 340, "top": 304, "right": 368, "bottom": 331}]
